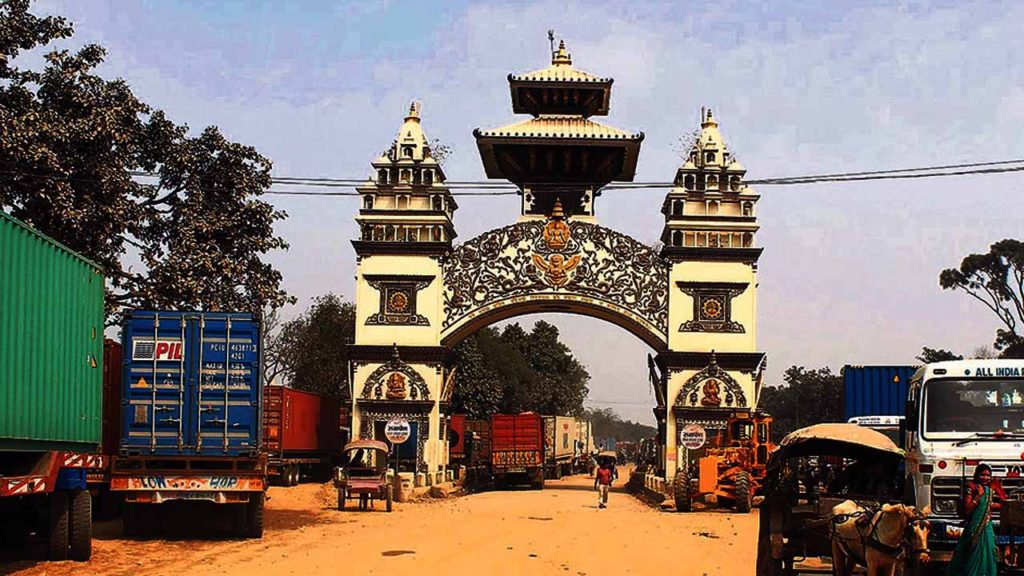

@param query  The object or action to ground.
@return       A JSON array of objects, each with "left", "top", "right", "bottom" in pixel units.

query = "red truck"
[
  {"left": 263, "top": 386, "right": 341, "bottom": 486},
  {"left": 490, "top": 413, "right": 545, "bottom": 489}
]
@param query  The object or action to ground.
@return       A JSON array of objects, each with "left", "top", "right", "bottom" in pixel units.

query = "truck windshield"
[{"left": 924, "top": 379, "right": 1024, "bottom": 436}]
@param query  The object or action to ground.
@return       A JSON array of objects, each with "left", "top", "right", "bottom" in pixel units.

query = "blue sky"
[{"left": 32, "top": 0, "right": 1024, "bottom": 423}]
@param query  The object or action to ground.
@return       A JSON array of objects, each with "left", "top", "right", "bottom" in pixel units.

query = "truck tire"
[
  {"left": 734, "top": 472, "right": 752, "bottom": 513},
  {"left": 386, "top": 486, "right": 393, "bottom": 512},
  {"left": 337, "top": 488, "right": 346, "bottom": 511},
  {"left": 246, "top": 492, "right": 265, "bottom": 539},
  {"left": 47, "top": 492, "right": 70, "bottom": 560},
  {"left": 673, "top": 470, "right": 692, "bottom": 513},
  {"left": 69, "top": 489, "right": 92, "bottom": 561}
]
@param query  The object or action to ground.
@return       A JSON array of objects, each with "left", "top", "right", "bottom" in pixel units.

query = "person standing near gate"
[{"left": 594, "top": 460, "right": 614, "bottom": 509}]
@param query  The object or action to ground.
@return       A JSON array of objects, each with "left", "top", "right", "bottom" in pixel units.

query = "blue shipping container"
[
  {"left": 842, "top": 365, "right": 918, "bottom": 421},
  {"left": 121, "top": 311, "right": 262, "bottom": 457}
]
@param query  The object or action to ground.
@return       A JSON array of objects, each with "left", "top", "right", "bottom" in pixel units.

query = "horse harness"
[{"left": 830, "top": 506, "right": 928, "bottom": 564}]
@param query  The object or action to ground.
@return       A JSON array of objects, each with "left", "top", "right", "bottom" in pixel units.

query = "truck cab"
[{"left": 903, "top": 360, "right": 1024, "bottom": 566}]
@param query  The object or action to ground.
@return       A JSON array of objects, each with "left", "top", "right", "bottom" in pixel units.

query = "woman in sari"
[{"left": 946, "top": 463, "right": 1002, "bottom": 576}]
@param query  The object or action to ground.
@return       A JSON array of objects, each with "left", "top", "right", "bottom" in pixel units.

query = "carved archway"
[{"left": 441, "top": 219, "right": 669, "bottom": 348}]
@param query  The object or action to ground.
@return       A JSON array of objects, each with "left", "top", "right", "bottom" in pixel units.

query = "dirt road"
[{"left": 3, "top": 471, "right": 758, "bottom": 576}]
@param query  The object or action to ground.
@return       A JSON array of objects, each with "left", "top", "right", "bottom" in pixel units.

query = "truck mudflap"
[{"left": 0, "top": 452, "right": 104, "bottom": 498}]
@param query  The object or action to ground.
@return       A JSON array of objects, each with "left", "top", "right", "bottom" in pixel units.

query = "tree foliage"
[
  {"left": 272, "top": 294, "right": 356, "bottom": 401},
  {"left": 451, "top": 321, "right": 590, "bottom": 418},
  {"left": 916, "top": 347, "right": 963, "bottom": 364},
  {"left": 0, "top": 0, "right": 291, "bottom": 320},
  {"left": 940, "top": 239, "right": 1024, "bottom": 358},
  {"left": 583, "top": 407, "right": 657, "bottom": 444},
  {"left": 758, "top": 366, "right": 843, "bottom": 441}
]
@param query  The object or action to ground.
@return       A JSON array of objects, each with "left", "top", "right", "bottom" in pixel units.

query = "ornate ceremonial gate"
[{"left": 348, "top": 41, "right": 766, "bottom": 482}]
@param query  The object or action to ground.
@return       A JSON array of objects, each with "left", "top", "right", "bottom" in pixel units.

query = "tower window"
[
  {"left": 425, "top": 171, "right": 433, "bottom": 185},
  {"left": 742, "top": 202, "right": 753, "bottom": 217},
  {"left": 684, "top": 175, "right": 695, "bottom": 190},
  {"left": 707, "top": 175, "right": 718, "bottom": 190},
  {"left": 432, "top": 195, "right": 443, "bottom": 211},
  {"left": 363, "top": 195, "right": 374, "bottom": 210},
  {"left": 378, "top": 169, "right": 388, "bottom": 184},
  {"left": 705, "top": 151, "right": 716, "bottom": 163},
  {"left": 708, "top": 201, "right": 719, "bottom": 216},
  {"left": 672, "top": 230, "right": 683, "bottom": 247},
  {"left": 672, "top": 200, "right": 683, "bottom": 217},
  {"left": 400, "top": 169, "right": 411, "bottom": 183},
  {"left": 403, "top": 146, "right": 413, "bottom": 158},
  {"left": 730, "top": 176, "right": 741, "bottom": 192}
]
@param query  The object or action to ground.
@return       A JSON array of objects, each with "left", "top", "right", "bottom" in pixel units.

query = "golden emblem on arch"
[
  {"left": 532, "top": 253, "right": 580, "bottom": 287},
  {"left": 542, "top": 199, "right": 571, "bottom": 250},
  {"left": 385, "top": 372, "right": 408, "bottom": 400},
  {"left": 700, "top": 378, "right": 722, "bottom": 407}
]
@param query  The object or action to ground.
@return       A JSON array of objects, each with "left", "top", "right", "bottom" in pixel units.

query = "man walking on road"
[{"left": 595, "top": 461, "right": 615, "bottom": 509}]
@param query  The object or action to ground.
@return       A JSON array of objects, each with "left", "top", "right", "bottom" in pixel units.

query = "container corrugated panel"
[
  {"left": 102, "top": 339, "right": 123, "bottom": 456},
  {"left": 120, "top": 311, "right": 261, "bottom": 457},
  {"left": 263, "top": 386, "right": 339, "bottom": 454},
  {"left": 0, "top": 211, "right": 104, "bottom": 452},
  {"left": 842, "top": 365, "right": 918, "bottom": 421}
]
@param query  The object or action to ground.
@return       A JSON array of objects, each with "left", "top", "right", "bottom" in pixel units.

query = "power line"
[{"left": 7, "top": 156, "right": 1024, "bottom": 199}]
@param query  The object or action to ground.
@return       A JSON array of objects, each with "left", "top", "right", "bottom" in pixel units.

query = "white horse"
[{"left": 831, "top": 500, "right": 931, "bottom": 576}]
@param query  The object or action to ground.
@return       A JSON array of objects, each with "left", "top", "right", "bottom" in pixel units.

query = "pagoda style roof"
[
  {"left": 508, "top": 41, "right": 613, "bottom": 117},
  {"left": 509, "top": 65, "right": 611, "bottom": 84},
  {"left": 475, "top": 116, "right": 642, "bottom": 141}
]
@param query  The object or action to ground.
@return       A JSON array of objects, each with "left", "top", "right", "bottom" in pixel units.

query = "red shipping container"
[
  {"left": 102, "top": 339, "right": 122, "bottom": 457},
  {"left": 263, "top": 387, "right": 341, "bottom": 454}
]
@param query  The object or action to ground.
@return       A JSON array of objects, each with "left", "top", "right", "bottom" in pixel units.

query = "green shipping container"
[{"left": 0, "top": 211, "right": 105, "bottom": 452}]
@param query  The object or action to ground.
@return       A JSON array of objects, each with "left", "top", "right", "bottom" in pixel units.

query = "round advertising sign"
[
  {"left": 680, "top": 424, "right": 707, "bottom": 450},
  {"left": 385, "top": 417, "right": 411, "bottom": 444}
]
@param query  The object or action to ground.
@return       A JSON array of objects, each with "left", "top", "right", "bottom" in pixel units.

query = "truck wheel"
[
  {"left": 734, "top": 472, "right": 752, "bottom": 513},
  {"left": 69, "top": 489, "right": 92, "bottom": 561},
  {"left": 386, "top": 486, "right": 393, "bottom": 512},
  {"left": 673, "top": 470, "right": 692, "bottom": 513},
  {"left": 246, "top": 492, "right": 265, "bottom": 539},
  {"left": 337, "top": 488, "right": 346, "bottom": 511},
  {"left": 47, "top": 492, "right": 70, "bottom": 560}
]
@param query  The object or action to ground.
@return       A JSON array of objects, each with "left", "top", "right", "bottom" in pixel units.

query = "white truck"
[{"left": 903, "top": 359, "right": 1024, "bottom": 572}]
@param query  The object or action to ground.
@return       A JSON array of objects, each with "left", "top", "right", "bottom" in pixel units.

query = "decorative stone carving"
[
  {"left": 443, "top": 218, "right": 669, "bottom": 341},
  {"left": 365, "top": 275, "right": 433, "bottom": 326},
  {"left": 676, "top": 281, "right": 748, "bottom": 334},
  {"left": 674, "top": 352, "right": 747, "bottom": 408},
  {"left": 361, "top": 346, "right": 430, "bottom": 400}
]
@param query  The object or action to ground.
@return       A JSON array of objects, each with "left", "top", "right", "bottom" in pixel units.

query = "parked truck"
[
  {"left": 543, "top": 416, "right": 577, "bottom": 479},
  {"left": 109, "top": 311, "right": 267, "bottom": 538},
  {"left": 491, "top": 413, "right": 545, "bottom": 489},
  {"left": 842, "top": 365, "right": 916, "bottom": 445},
  {"left": 902, "top": 360, "right": 1024, "bottom": 574},
  {"left": 0, "top": 211, "right": 106, "bottom": 561},
  {"left": 263, "top": 385, "right": 341, "bottom": 486}
]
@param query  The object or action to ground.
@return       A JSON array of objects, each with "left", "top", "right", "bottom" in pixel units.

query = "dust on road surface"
[{"left": 3, "top": 470, "right": 757, "bottom": 576}]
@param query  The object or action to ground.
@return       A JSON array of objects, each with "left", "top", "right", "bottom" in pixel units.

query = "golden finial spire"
[
  {"left": 406, "top": 100, "right": 421, "bottom": 121},
  {"left": 702, "top": 107, "right": 717, "bottom": 128},
  {"left": 550, "top": 198, "right": 566, "bottom": 220},
  {"left": 552, "top": 39, "right": 572, "bottom": 66}
]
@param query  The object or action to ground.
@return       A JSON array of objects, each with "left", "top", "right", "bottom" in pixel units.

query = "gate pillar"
[
  {"left": 657, "top": 109, "right": 767, "bottom": 480},
  {"left": 349, "top": 102, "right": 457, "bottom": 475}
]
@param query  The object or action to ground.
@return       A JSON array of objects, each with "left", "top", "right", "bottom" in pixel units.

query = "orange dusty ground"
[{"left": 1, "top": 469, "right": 758, "bottom": 576}]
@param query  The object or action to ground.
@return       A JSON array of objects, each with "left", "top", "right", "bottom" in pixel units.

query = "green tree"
[
  {"left": 450, "top": 328, "right": 504, "bottom": 418},
  {"left": 759, "top": 366, "right": 843, "bottom": 440},
  {"left": 0, "top": 0, "right": 290, "bottom": 319},
  {"left": 940, "top": 239, "right": 1024, "bottom": 358},
  {"left": 916, "top": 347, "right": 963, "bottom": 363},
  {"left": 583, "top": 407, "right": 656, "bottom": 443},
  {"left": 275, "top": 294, "right": 355, "bottom": 401},
  {"left": 450, "top": 321, "right": 591, "bottom": 417}
]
